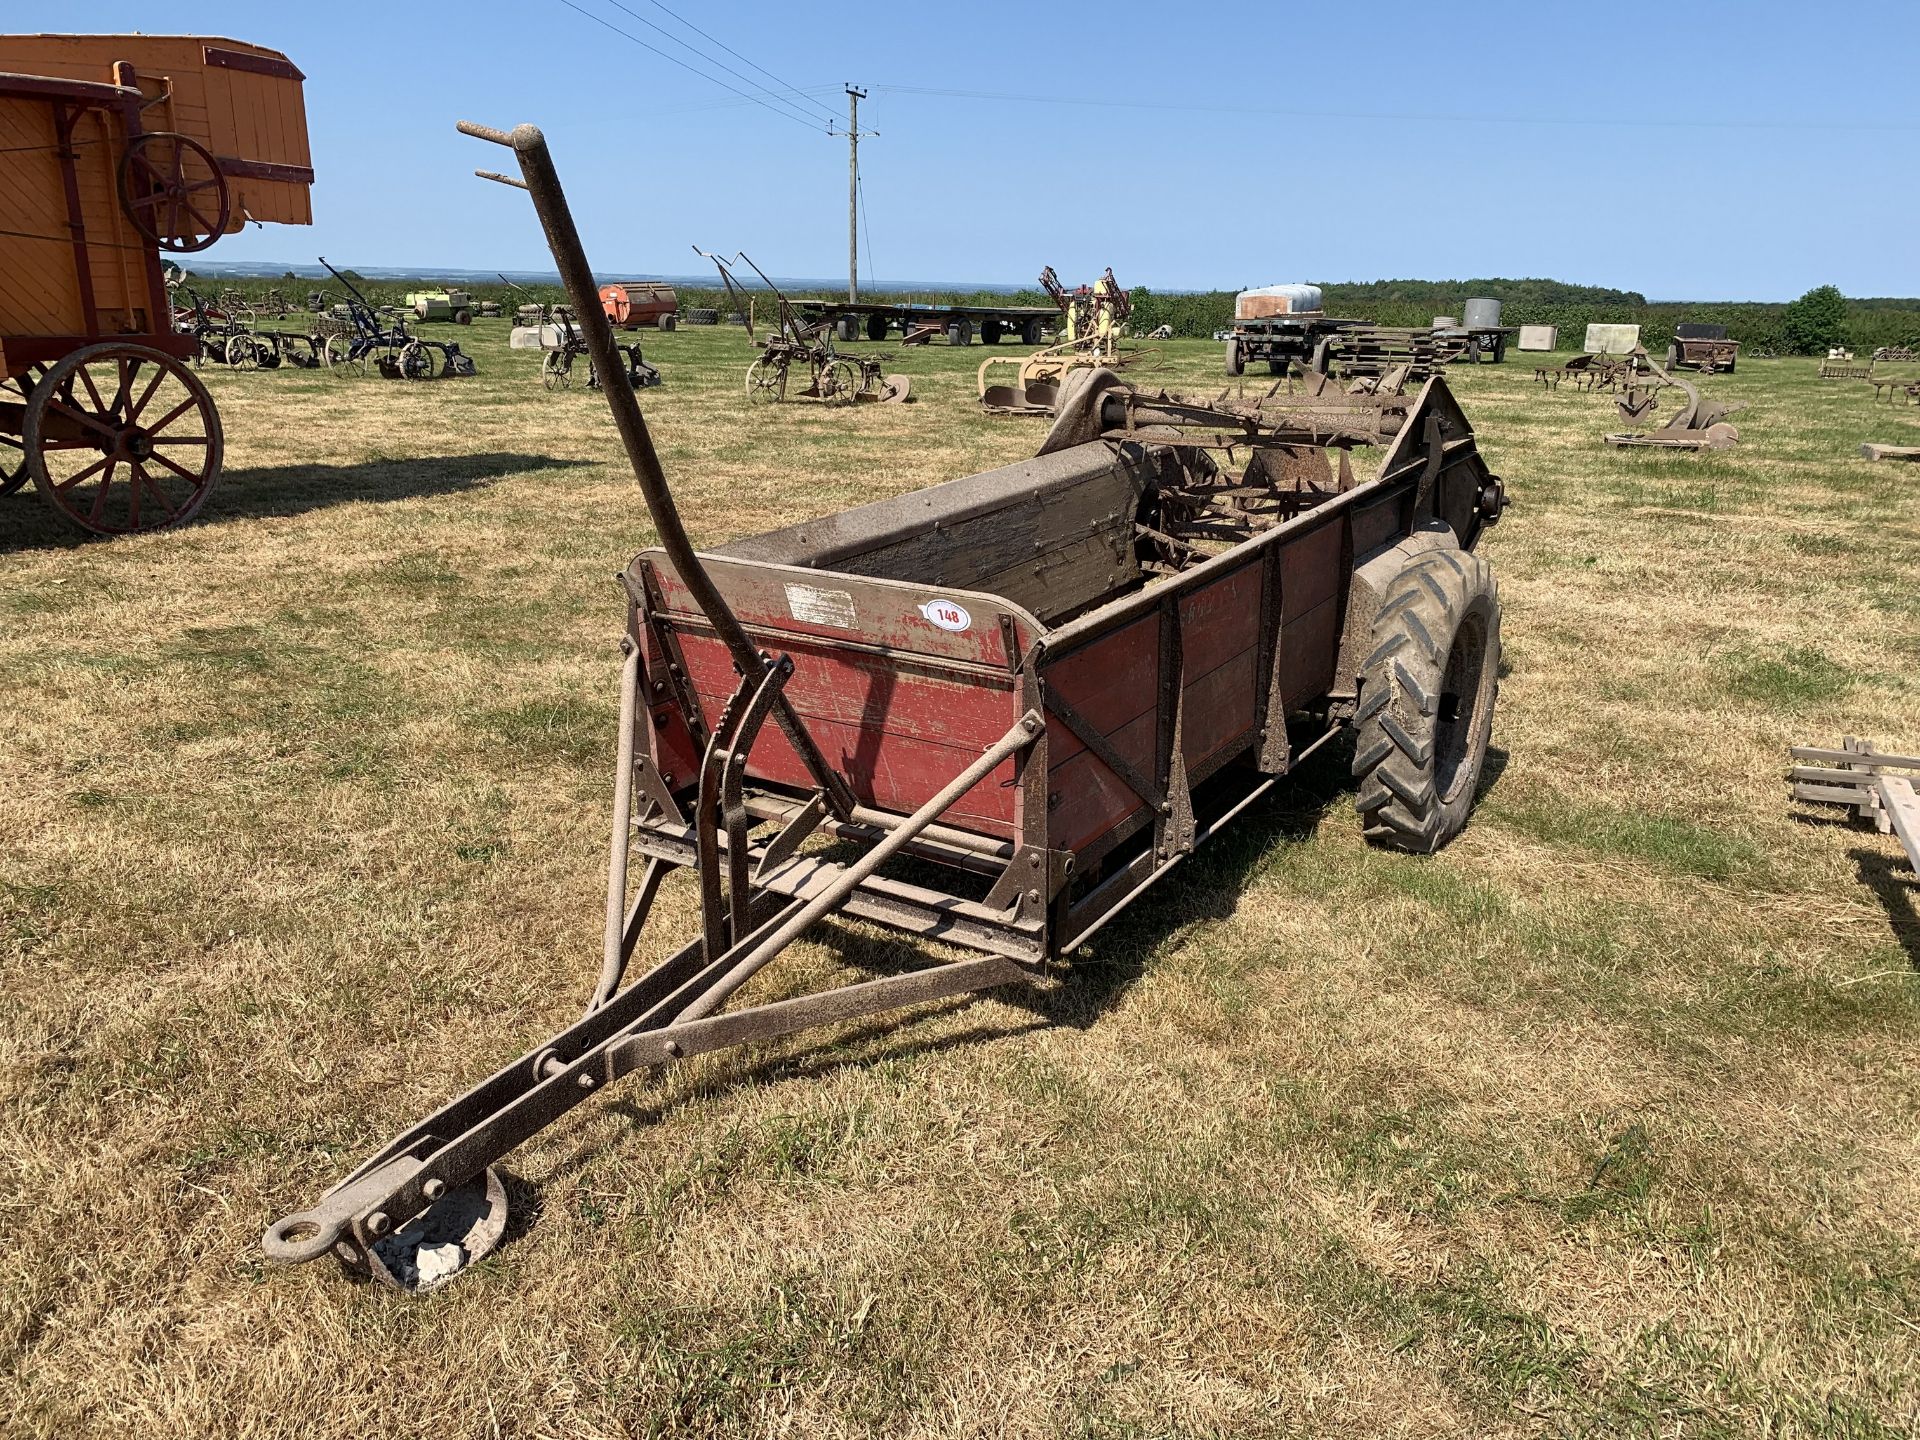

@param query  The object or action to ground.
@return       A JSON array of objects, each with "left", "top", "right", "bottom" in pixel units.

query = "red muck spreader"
[
  {"left": 0, "top": 34, "right": 311, "bottom": 534},
  {"left": 262, "top": 121, "right": 1511, "bottom": 1292}
]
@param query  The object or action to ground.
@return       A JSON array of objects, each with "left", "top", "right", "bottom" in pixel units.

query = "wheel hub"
[{"left": 115, "top": 425, "right": 155, "bottom": 462}]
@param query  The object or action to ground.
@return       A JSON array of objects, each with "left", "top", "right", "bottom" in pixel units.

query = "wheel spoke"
[
  {"left": 181, "top": 198, "right": 217, "bottom": 237},
  {"left": 45, "top": 395, "right": 117, "bottom": 441},
  {"left": 86, "top": 461, "right": 116, "bottom": 525},
  {"left": 148, "top": 450, "right": 204, "bottom": 489},
  {"left": 134, "top": 462, "right": 180, "bottom": 519},
  {"left": 51, "top": 455, "right": 111, "bottom": 492},
  {"left": 77, "top": 365, "right": 110, "bottom": 420},
  {"left": 127, "top": 362, "right": 167, "bottom": 421},
  {"left": 143, "top": 394, "right": 201, "bottom": 435}
]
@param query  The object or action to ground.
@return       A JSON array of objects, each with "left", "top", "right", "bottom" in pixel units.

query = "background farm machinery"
[
  {"left": 979, "top": 265, "right": 1143, "bottom": 414},
  {"left": 1665, "top": 323, "right": 1740, "bottom": 373},
  {"left": 316, "top": 257, "right": 476, "bottom": 379},
  {"left": 501, "top": 275, "right": 660, "bottom": 391},
  {"left": 405, "top": 286, "right": 502, "bottom": 323},
  {"left": 262, "top": 119, "right": 1509, "bottom": 1295},
  {"left": 700, "top": 248, "right": 908, "bottom": 405},
  {"left": 1605, "top": 348, "right": 1742, "bottom": 449},
  {"left": 170, "top": 278, "right": 324, "bottom": 369},
  {"left": 0, "top": 33, "right": 312, "bottom": 535}
]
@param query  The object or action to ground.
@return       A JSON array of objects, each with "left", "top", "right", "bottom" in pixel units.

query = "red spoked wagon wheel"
[
  {"left": 24, "top": 344, "right": 224, "bottom": 536},
  {"left": 1, "top": 366, "right": 46, "bottom": 497},
  {"left": 117, "top": 132, "right": 231, "bottom": 253}
]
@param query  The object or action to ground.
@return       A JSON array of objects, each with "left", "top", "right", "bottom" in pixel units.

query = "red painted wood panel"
[{"left": 674, "top": 630, "right": 1022, "bottom": 835}]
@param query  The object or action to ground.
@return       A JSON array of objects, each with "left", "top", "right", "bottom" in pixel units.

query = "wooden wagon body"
[
  {"left": 0, "top": 34, "right": 310, "bottom": 533},
  {"left": 629, "top": 377, "right": 1505, "bottom": 958}
]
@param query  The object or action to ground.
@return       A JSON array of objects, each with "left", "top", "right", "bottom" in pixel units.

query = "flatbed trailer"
[
  {"left": 796, "top": 299, "right": 1057, "bottom": 346},
  {"left": 263, "top": 120, "right": 1512, "bottom": 1293},
  {"left": 1227, "top": 316, "right": 1515, "bottom": 377},
  {"left": 1225, "top": 313, "right": 1364, "bottom": 375}
]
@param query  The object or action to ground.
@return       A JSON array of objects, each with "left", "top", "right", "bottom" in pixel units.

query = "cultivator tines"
[{"left": 1604, "top": 349, "right": 1742, "bottom": 450}]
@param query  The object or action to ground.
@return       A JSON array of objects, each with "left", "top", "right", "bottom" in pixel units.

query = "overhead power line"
[
  {"left": 629, "top": 0, "right": 841, "bottom": 123},
  {"left": 872, "top": 83, "right": 1920, "bottom": 134},
  {"left": 597, "top": 0, "right": 838, "bottom": 127},
  {"left": 552, "top": 0, "right": 826, "bottom": 132}
]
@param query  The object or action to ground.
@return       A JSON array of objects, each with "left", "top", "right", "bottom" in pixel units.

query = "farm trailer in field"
[
  {"left": 796, "top": 298, "right": 1057, "bottom": 346},
  {"left": 262, "top": 119, "right": 1512, "bottom": 1293},
  {"left": 0, "top": 33, "right": 311, "bottom": 534}
]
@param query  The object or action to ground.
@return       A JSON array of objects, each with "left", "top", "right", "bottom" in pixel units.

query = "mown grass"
[{"left": 1, "top": 324, "right": 1917, "bottom": 1437}]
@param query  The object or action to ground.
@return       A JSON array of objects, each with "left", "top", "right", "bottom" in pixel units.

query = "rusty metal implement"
[
  {"left": 262, "top": 119, "right": 1512, "bottom": 1292},
  {"left": 1605, "top": 348, "right": 1742, "bottom": 450}
]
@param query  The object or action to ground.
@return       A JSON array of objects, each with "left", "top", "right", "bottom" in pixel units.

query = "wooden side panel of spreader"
[{"left": 638, "top": 553, "right": 1038, "bottom": 839}]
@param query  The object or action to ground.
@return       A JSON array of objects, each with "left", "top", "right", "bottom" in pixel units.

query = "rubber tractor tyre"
[{"left": 1351, "top": 544, "right": 1500, "bottom": 853}]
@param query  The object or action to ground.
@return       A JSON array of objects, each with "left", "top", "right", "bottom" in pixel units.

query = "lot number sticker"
[{"left": 918, "top": 598, "right": 971, "bottom": 632}]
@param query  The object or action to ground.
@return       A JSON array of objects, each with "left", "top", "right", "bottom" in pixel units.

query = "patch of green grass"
[
  {"left": 474, "top": 693, "right": 608, "bottom": 767},
  {"left": 1721, "top": 645, "right": 1853, "bottom": 708},
  {"left": 1496, "top": 796, "right": 1765, "bottom": 884}
]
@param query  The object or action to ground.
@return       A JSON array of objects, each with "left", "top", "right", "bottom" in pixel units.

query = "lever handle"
[{"left": 455, "top": 119, "right": 514, "bottom": 146}]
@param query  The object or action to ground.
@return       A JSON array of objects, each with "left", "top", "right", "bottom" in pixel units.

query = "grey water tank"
[{"left": 1463, "top": 297, "right": 1502, "bottom": 330}]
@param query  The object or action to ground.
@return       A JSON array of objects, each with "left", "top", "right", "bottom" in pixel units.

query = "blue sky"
[{"left": 50, "top": 1, "right": 1920, "bottom": 298}]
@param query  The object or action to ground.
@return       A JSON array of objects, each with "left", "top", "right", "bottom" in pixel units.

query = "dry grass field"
[{"left": 3, "top": 324, "right": 1918, "bottom": 1439}]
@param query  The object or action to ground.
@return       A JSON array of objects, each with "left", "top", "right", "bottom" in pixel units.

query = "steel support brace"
[{"left": 264, "top": 710, "right": 1044, "bottom": 1269}]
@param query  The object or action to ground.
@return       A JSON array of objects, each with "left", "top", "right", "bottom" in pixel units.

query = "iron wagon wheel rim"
[
  {"left": 399, "top": 341, "right": 436, "bottom": 382},
  {"left": 224, "top": 333, "right": 259, "bottom": 370},
  {"left": 1, "top": 367, "right": 46, "bottom": 496},
  {"left": 1433, "top": 607, "right": 1492, "bottom": 806},
  {"left": 745, "top": 358, "right": 784, "bottom": 402},
  {"left": 543, "top": 349, "right": 571, "bottom": 390},
  {"left": 24, "top": 343, "right": 223, "bottom": 536},
  {"left": 116, "top": 133, "right": 231, "bottom": 254},
  {"left": 821, "top": 358, "right": 858, "bottom": 404}
]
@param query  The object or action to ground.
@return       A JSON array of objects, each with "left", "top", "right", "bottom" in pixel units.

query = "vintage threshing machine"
[
  {"left": 262, "top": 122, "right": 1510, "bottom": 1293},
  {"left": 0, "top": 33, "right": 312, "bottom": 534}
]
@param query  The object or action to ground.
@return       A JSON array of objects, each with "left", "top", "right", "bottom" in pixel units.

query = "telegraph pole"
[{"left": 845, "top": 85, "right": 866, "bottom": 303}]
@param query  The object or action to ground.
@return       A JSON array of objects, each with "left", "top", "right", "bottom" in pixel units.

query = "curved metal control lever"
[{"left": 453, "top": 119, "right": 856, "bottom": 815}]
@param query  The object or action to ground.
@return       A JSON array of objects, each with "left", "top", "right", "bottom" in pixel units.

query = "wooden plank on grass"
[
  {"left": 1877, "top": 775, "right": 1920, "bottom": 873},
  {"left": 1859, "top": 444, "right": 1920, "bottom": 462}
]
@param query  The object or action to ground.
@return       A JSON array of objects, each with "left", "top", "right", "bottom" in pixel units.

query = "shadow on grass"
[
  {"left": 484, "top": 732, "right": 1514, "bottom": 1255},
  {"left": 1852, "top": 848, "right": 1920, "bottom": 971},
  {"left": 0, "top": 451, "right": 588, "bottom": 553}
]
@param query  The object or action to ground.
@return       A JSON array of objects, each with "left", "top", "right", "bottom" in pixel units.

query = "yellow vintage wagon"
[{"left": 0, "top": 34, "right": 311, "bottom": 534}]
